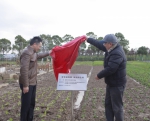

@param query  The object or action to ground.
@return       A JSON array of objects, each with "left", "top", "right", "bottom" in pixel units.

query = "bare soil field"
[{"left": 0, "top": 65, "right": 150, "bottom": 121}]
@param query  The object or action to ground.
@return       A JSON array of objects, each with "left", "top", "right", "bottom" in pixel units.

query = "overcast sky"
[{"left": 0, "top": 0, "right": 150, "bottom": 49}]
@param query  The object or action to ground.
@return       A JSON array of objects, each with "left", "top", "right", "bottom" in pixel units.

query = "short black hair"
[{"left": 30, "top": 36, "right": 43, "bottom": 45}]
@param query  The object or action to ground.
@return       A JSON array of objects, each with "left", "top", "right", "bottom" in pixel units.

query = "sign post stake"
[{"left": 71, "top": 91, "right": 74, "bottom": 121}]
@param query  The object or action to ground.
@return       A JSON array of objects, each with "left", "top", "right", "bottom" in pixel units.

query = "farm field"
[{"left": 0, "top": 61, "right": 150, "bottom": 121}]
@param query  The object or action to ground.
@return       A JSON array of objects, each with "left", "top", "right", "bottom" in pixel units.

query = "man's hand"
[
  {"left": 85, "top": 35, "right": 88, "bottom": 41},
  {"left": 23, "top": 87, "right": 29, "bottom": 94},
  {"left": 49, "top": 50, "right": 52, "bottom": 55},
  {"left": 95, "top": 76, "right": 100, "bottom": 80}
]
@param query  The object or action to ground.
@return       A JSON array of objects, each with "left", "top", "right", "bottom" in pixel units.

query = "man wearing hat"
[{"left": 87, "top": 34, "right": 126, "bottom": 121}]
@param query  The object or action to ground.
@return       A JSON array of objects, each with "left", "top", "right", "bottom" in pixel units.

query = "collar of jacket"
[
  {"left": 27, "top": 45, "right": 35, "bottom": 53},
  {"left": 27, "top": 45, "right": 37, "bottom": 60},
  {"left": 108, "top": 43, "right": 118, "bottom": 53}
]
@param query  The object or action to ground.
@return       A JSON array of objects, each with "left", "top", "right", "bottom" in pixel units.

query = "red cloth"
[{"left": 50, "top": 35, "right": 87, "bottom": 81}]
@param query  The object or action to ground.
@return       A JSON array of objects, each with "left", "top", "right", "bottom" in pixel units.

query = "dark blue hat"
[{"left": 103, "top": 34, "right": 118, "bottom": 44}]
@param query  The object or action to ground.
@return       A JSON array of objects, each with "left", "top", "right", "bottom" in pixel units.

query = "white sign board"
[
  {"left": 0, "top": 67, "right": 6, "bottom": 73},
  {"left": 57, "top": 73, "right": 87, "bottom": 91}
]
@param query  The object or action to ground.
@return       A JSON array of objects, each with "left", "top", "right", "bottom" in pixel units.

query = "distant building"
[{"left": 0, "top": 54, "right": 18, "bottom": 60}]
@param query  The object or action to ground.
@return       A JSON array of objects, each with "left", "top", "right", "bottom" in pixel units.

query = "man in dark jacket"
[
  {"left": 19, "top": 36, "right": 51, "bottom": 121},
  {"left": 87, "top": 34, "right": 126, "bottom": 121}
]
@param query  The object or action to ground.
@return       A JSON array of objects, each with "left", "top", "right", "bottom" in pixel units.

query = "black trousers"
[
  {"left": 105, "top": 85, "right": 125, "bottom": 121},
  {"left": 19, "top": 84, "right": 36, "bottom": 121}
]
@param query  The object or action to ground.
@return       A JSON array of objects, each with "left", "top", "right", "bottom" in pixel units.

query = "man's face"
[
  {"left": 103, "top": 42, "right": 113, "bottom": 50},
  {"left": 33, "top": 42, "right": 42, "bottom": 52}
]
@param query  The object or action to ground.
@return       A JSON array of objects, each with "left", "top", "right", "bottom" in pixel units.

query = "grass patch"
[
  {"left": 0, "top": 61, "right": 17, "bottom": 65},
  {"left": 127, "top": 61, "right": 150, "bottom": 87},
  {"left": 74, "top": 61, "right": 104, "bottom": 66},
  {"left": 75, "top": 61, "right": 150, "bottom": 87},
  {"left": 93, "top": 61, "right": 103, "bottom": 66},
  {"left": 74, "top": 61, "right": 94, "bottom": 66}
]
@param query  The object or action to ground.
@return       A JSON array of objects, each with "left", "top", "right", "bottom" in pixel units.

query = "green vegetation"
[
  {"left": 127, "top": 61, "right": 150, "bottom": 87},
  {"left": 75, "top": 61, "right": 103, "bottom": 66},
  {"left": 75, "top": 61, "right": 150, "bottom": 87},
  {"left": 75, "top": 61, "right": 93, "bottom": 66},
  {"left": 93, "top": 61, "right": 103, "bottom": 66},
  {"left": 0, "top": 61, "right": 16, "bottom": 65}
]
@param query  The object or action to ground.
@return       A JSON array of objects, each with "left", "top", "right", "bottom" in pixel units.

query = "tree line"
[{"left": 0, "top": 32, "right": 148, "bottom": 56}]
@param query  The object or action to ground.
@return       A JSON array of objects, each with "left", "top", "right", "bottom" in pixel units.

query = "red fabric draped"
[{"left": 50, "top": 35, "right": 87, "bottom": 81}]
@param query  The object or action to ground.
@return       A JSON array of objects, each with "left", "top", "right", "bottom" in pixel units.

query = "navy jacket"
[{"left": 87, "top": 38, "right": 127, "bottom": 87}]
